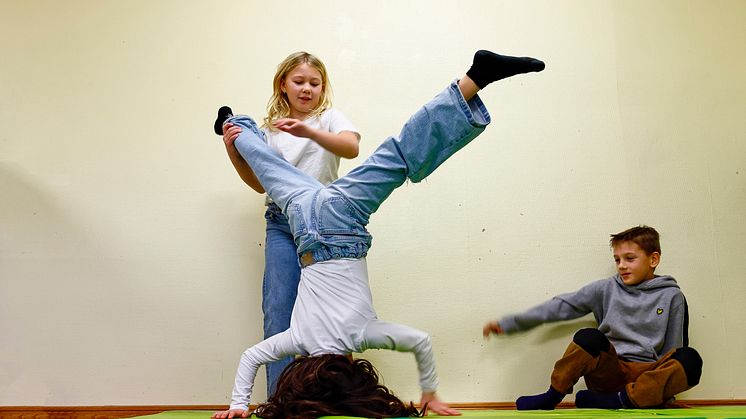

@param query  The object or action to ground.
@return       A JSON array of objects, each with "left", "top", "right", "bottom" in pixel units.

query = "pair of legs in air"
[{"left": 220, "top": 51, "right": 544, "bottom": 264}]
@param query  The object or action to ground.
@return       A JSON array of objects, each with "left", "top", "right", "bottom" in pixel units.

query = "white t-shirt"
[
  {"left": 229, "top": 258, "right": 438, "bottom": 410},
  {"left": 263, "top": 108, "right": 359, "bottom": 202}
]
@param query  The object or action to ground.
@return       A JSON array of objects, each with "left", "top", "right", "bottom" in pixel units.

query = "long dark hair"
[{"left": 252, "top": 354, "right": 423, "bottom": 419}]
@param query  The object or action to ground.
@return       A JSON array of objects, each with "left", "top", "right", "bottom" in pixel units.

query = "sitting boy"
[{"left": 483, "top": 225, "right": 703, "bottom": 409}]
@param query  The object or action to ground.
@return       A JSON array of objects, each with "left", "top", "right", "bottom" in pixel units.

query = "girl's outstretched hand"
[
  {"left": 211, "top": 408, "right": 249, "bottom": 419},
  {"left": 273, "top": 118, "right": 314, "bottom": 138},
  {"left": 482, "top": 320, "right": 504, "bottom": 338},
  {"left": 420, "top": 392, "right": 461, "bottom": 416}
]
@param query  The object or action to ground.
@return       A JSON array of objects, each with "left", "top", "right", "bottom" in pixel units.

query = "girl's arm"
[
  {"left": 224, "top": 331, "right": 297, "bottom": 413},
  {"left": 273, "top": 118, "right": 360, "bottom": 159},
  {"left": 420, "top": 391, "right": 461, "bottom": 416},
  {"left": 305, "top": 128, "right": 359, "bottom": 159},
  {"left": 223, "top": 123, "right": 265, "bottom": 193},
  {"left": 361, "top": 320, "right": 461, "bottom": 416}
]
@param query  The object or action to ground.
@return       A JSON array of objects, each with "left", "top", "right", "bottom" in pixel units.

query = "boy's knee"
[
  {"left": 671, "top": 347, "right": 703, "bottom": 386},
  {"left": 572, "top": 328, "right": 610, "bottom": 357}
]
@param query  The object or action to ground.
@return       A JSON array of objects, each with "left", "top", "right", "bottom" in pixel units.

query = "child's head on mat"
[{"left": 252, "top": 354, "right": 422, "bottom": 419}]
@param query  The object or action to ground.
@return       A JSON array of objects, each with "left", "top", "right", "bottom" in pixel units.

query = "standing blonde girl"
[{"left": 218, "top": 52, "right": 360, "bottom": 395}]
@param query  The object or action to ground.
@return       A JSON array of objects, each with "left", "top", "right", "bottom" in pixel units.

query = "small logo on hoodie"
[{"left": 656, "top": 308, "right": 664, "bottom": 315}]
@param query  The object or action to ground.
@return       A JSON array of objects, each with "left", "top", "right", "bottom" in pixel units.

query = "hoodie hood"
[{"left": 614, "top": 273, "right": 679, "bottom": 291}]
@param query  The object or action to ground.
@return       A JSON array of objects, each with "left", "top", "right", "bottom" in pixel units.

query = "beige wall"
[{"left": 1, "top": 0, "right": 744, "bottom": 406}]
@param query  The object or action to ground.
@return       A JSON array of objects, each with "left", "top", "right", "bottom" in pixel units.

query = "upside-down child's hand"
[
  {"left": 211, "top": 408, "right": 249, "bottom": 419},
  {"left": 482, "top": 320, "right": 503, "bottom": 338},
  {"left": 420, "top": 391, "right": 461, "bottom": 416}
]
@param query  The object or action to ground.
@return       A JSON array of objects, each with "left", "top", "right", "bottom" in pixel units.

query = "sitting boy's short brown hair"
[{"left": 610, "top": 225, "right": 661, "bottom": 255}]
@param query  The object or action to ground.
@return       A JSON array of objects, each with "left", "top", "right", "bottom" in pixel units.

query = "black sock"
[
  {"left": 575, "top": 389, "right": 632, "bottom": 409},
  {"left": 213, "top": 106, "right": 234, "bottom": 135},
  {"left": 515, "top": 386, "right": 564, "bottom": 410},
  {"left": 466, "top": 50, "right": 545, "bottom": 89}
]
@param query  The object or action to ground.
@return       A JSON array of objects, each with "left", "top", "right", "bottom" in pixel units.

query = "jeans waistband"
[{"left": 299, "top": 242, "right": 368, "bottom": 267}]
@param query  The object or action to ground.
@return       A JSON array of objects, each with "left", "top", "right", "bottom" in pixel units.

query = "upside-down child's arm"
[
  {"left": 362, "top": 319, "right": 461, "bottom": 416},
  {"left": 212, "top": 331, "right": 297, "bottom": 418}
]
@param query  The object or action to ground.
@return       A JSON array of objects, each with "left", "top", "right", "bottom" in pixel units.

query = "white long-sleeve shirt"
[{"left": 229, "top": 257, "right": 438, "bottom": 410}]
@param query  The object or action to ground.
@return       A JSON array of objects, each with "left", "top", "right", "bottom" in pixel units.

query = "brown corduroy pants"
[{"left": 550, "top": 342, "right": 691, "bottom": 407}]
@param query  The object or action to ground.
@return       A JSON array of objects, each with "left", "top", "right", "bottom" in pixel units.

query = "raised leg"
[
  {"left": 328, "top": 81, "right": 489, "bottom": 223},
  {"left": 328, "top": 49, "right": 544, "bottom": 223},
  {"left": 229, "top": 115, "right": 323, "bottom": 215}
]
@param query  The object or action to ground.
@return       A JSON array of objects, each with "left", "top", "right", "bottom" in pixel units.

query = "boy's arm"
[
  {"left": 661, "top": 292, "right": 688, "bottom": 354},
  {"left": 495, "top": 282, "right": 602, "bottom": 334},
  {"left": 228, "top": 331, "right": 297, "bottom": 411},
  {"left": 361, "top": 320, "right": 460, "bottom": 416},
  {"left": 499, "top": 298, "right": 587, "bottom": 333}
]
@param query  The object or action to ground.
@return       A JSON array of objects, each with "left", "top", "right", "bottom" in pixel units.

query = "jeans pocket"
[
  {"left": 317, "top": 196, "right": 360, "bottom": 235},
  {"left": 287, "top": 203, "right": 307, "bottom": 236}
]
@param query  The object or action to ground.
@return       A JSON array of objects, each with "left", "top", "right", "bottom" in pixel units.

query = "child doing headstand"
[
  {"left": 216, "top": 51, "right": 360, "bottom": 395},
  {"left": 212, "top": 49, "right": 545, "bottom": 419},
  {"left": 483, "top": 226, "right": 703, "bottom": 409}
]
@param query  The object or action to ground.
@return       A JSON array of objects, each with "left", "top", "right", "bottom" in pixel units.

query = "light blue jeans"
[
  {"left": 231, "top": 81, "right": 491, "bottom": 265},
  {"left": 261, "top": 202, "right": 300, "bottom": 395}
]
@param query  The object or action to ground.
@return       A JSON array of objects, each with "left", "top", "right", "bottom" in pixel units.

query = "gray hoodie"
[{"left": 499, "top": 274, "right": 687, "bottom": 363}]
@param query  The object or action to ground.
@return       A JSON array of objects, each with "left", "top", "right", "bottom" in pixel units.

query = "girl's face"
[{"left": 281, "top": 63, "right": 323, "bottom": 119}]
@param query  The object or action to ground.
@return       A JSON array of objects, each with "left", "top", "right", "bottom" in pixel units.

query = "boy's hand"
[
  {"left": 211, "top": 408, "right": 248, "bottom": 419},
  {"left": 420, "top": 391, "right": 461, "bottom": 416},
  {"left": 482, "top": 320, "right": 503, "bottom": 338}
]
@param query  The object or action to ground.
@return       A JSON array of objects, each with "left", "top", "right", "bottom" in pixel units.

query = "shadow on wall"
[
  {"left": 1, "top": 163, "right": 94, "bottom": 259},
  {"left": 0, "top": 162, "right": 126, "bottom": 398}
]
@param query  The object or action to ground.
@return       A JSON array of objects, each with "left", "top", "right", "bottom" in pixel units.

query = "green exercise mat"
[{"left": 131, "top": 407, "right": 746, "bottom": 419}]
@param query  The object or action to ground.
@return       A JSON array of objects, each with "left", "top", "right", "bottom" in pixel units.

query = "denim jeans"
[
  {"left": 231, "top": 80, "right": 490, "bottom": 264},
  {"left": 261, "top": 202, "right": 300, "bottom": 395}
]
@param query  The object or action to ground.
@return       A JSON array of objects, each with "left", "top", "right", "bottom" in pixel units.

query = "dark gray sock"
[
  {"left": 575, "top": 389, "right": 632, "bottom": 409},
  {"left": 466, "top": 50, "right": 545, "bottom": 89},
  {"left": 516, "top": 386, "right": 564, "bottom": 410},
  {"left": 213, "top": 106, "right": 234, "bottom": 135}
]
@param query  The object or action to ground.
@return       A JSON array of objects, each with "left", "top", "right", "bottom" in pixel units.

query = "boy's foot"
[
  {"left": 575, "top": 389, "right": 632, "bottom": 409},
  {"left": 466, "top": 50, "right": 545, "bottom": 88},
  {"left": 516, "top": 386, "right": 564, "bottom": 410},
  {"left": 213, "top": 106, "right": 234, "bottom": 135}
]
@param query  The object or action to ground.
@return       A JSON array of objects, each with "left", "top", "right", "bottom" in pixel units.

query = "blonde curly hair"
[{"left": 264, "top": 51, "right": 333, "bottom": 130}]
